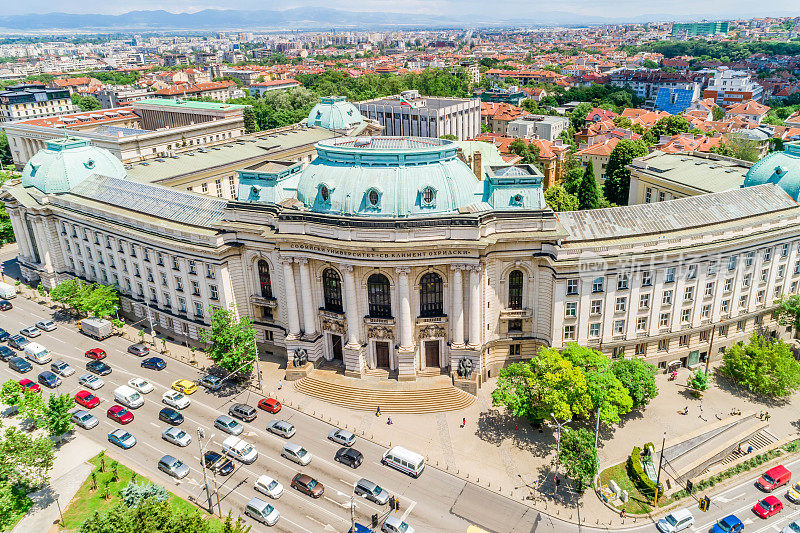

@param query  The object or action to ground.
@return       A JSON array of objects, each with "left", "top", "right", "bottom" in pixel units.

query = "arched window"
[
  {"left": 367, "top": 273, "right": 392, "bottom": 318},
  {"left": 419, "top": 272, "right": 444, "bottom": 317},
  {"left": 508, "top": 270, "right": 524, "bottom": 310},
  {"left": 257, "top": 260, "right": 272, "bottom": 299},
  {"left": 320, "top": 185, "right": 330, "bottom": 202},
  {"left": 322, "top": 268, "right": 343, "bottom": 313}
]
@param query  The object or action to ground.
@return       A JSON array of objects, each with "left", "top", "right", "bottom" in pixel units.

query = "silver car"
[
  {"left": 158, "top": 455, "right": 189, "bottom": 479},
  {"left": 72, "top": 410, "right": 99, "bottom": 429},
  {"left": 328, "top": 428, "right": 356, "bottom": 447},
  {"left": 266, "top": 420, "right": 296, "bottom": 439},
  {"left": 162, "top": 427, "right": 192, "bottom": 447},
  {"left": 214, "top": 414, "right": 244, "bottom": 436},
  {"left": 51, "top": 360, "right": 75, "bottom": 377},
  {"left": 35, "top": 320, "right": 57, "bottom": 332},
  {"left": 78, "top": 373, "right": 104, "bottom": 390},
  {"left": 19, "top": 326, "right": 41, "bottom": 338}
]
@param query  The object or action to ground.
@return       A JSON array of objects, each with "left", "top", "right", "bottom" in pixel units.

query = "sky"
[{"left": 5, "top": 0, "right": 796, "bottom": 18}]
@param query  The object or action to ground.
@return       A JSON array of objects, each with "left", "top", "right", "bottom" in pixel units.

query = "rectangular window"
[
  {"left": 160, "top": 272, "right": 167, "bottom": 287},
  {"left": 658, "top": 339, "right": 668, "bottom": 351},
  {"left": 721, "top": 299, "right": 730, "bottom": 312},
  {"left": 719, "top": 325, "right": 728, "bottom": 336},
  {"left": 778, "top": 265, "right": 785, "bottom": 278},
  {"left": 728, "top": 256, "right": 737, "bottom": 271},
  {"left": 590, "top": 300, "right": 602, "bottom": 315},
  {"left": 658, "top": 191, "right": 665, "bottom": 202},
  {"left": 705, "top": 282, "right": 714, "bottom": 297},
  {"left": 191, "top": 280, "right": 200, "bottom": 296},
  {"left": 509, "top": 344, "right": 520, "bottom": 356},
  {"left": 201, "top": 182, "right": 208, "bottom": 193},
  {"left": 659, "top": 312, "right": 670, "bottom": 327},
  {"left": 194, "top": 301, "right": 203, "bottom": 317},
  {"left": 743, "top": 273, "right": 751, "bottom": 288},
  {"left": 209, "top": 285, "right": 218, "bottom": 301},
  {"left": 724, "top": 278, "right": 733, "bottom": 292},
  {"left": 679, "top": 334, "right": 689, "bottom": 346},
  {"left": 757, "top": 290, "right": 765, "bottom": 303},
  {"left": 146, "top": 268, "right": 154, "bottom": 283},
  {"left": 665, "top": 267, "right": 675, "bottom": 283},
  {"left": 592, "top": 277, "right": 604, "bottom": 293},
  {"left": 662, "top": 290, "right": 673, "bottom": 305},
  {"left": 782, "top": 243, "right": 789, "bottom": 257},
  {"left": 761, "top": 268, "right": 769, "bottom": 283},
  {"left": 613, "top": 320, "right": 625, "bottom": 334},
  {"left": 215, "top": 179, "right": 223, "bottom": 197},
  {"left": 143, "top": 249, "right": 150, "bottom": 262},
  {"left": 707, "top": 262, "right": 717, "bottom": 276},
  {"left": 565, "top": 302, "right": 577, "bottom": 318},
  {"left": 137, "top": 283, "right": 144, "bottom": 296},
  {"left": 564, "top": 325, "right": 576, "bottom": 340},
  {"left": 684, "top": 286, "right": 694, "bottom": 301},
  {"left": 699, "top": 330, "right": 709, "bottom": 342},
  {"left": 645, "top": 187, "right": 652, "bottom": 203},
  {"left": 636, "top": 317, "right": 647, "bottom": 331},
  {"left": 774, "top": 285, "right": 783, "bottom": 298},
  {"left": 681, "top": 308, "right": 691, "bottom": 323},
  {"left": 589, "top": 323, "right": 600, "bottom": 338},
  {"left": 702, "top": 304, "right": 711, "bottom": 318},
  {"left": 764, "top": 248, "right": 772, "bottom": 262},
  {"left": 150, "top": 287, "right": 157, "bottom": 302},
  {"left": 795, "top": 260, "right": 800, "bottom": 275},
  {"left": 175, "top": 277, "right": 184, "bottom": 291},
  {"left": 566, "top": 279, "right": 579, "bottom": 295},
  {"left": 687, "top": 265, "right": 697, "bottom": 280},
  {"left": 164, "top": 293, "right": 172, "bottom": 308},
  {"left": 737, "top": 320, "right": 745, "bottom": 332},
  {"left": 745, "top": 252, "right": 754, "bottom": 267},
  {"left": 188, "top": 260, "right": 197, "bottom": 275},
  {"left": 206, "top": 263, "right": 215, "bottom": 279},
  {"left": 615, "top": 297, "right": 627, "bottom": 312},
  {"left": 639, "top": 293, "right": 650, "bottom": 310},
  {"left": 178, "top": 297, "right": 186, "bottom": 313},
  {"left": 635, "top": 343, "right": 646, "bottom": 355},
  {"left": 641, "top": 270, "right": 652, "bottom": 287},
  {"left": 617, "top": 274, "right": 629, "bottom": 290},
  {"left": 172, "top": 256, "right": 180, "bottom": 271}
]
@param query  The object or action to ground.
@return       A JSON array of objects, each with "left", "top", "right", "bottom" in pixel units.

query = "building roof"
[
  {"left": 10, "top": 107, "right": 138, "bottom": 128},
  {"left": 629, "top": 150, "right": 751, "bottom": 193},
  {"left": 744, "top": 141, "right": 800, "bottom": 201},
  {"left": 251, "top": 79, "right": 299, "bottom": 87},
  {"left": 306, "top": 96, "right": 364, "bottom": 131},
  {"left": 726, "top": 100, "right": 770, "bottom": 116},
  {"left": 577, "top": 137, "right": 620, "bottom": 157},
  {"left": 153, "top": 81, "right": 236, "bottom": 97},
  {"left": 133, "top": 98, "right": 247, "bottom": 111}
]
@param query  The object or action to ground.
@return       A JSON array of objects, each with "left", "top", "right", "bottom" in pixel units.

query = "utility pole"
[
  {"left": 196, "top": 428, "right": 214, "bottom": 513},
  {"left": 551, "top": 413, "right": 569, "bottom": 496},
  {"left": 212, "top": 469, "right": 222, "bottom": 516},
  {"left": 654, "top": 431, "right": 667, "bottom": 507},
  {"left": 705, "top": 323, "right": 716, "bottom": 376},
  {"left": 253, "top": 334, "right": 262, "bottom": 391},
  {"left": 350, "top": 491, "right": 356, "bottom": 533}
]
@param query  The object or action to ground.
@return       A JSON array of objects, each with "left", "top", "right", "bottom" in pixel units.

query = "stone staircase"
[
  {"left": 719, "top": 429, "right": 779, "bottom": 466},
  {"left": 293, "top": 374, "right": 476, "bottom": 414}
]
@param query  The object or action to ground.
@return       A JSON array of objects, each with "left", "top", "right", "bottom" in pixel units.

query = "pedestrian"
[
  {"left": 620, "top": 510, "right": 626, "bottom": 520},
  {"left": 462, "top": 417, "right": 466, "bottom": 428},
  {"left": 376, "top": 406, "right": 381, "bottom": 417},
  {"left": 748, "top": 445, "right": 753, "bottom": 454},
  {"left": 766, "top": 412, "right": 771, "bottom": 421},
  {"left": 759, "top": 410, "right": 764, "bottom": 420},
  {"left": 737, "top": 443, "right": 742, "bottom": 454},
  {"left": 387, "top": 416, "right": 393, "bottom": 425},
  {"left": 277, "top": 380, "right": 283, "bottom": 390}
]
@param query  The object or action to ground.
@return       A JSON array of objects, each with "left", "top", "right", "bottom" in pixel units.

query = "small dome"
[
  {"left": 22, "top": 138, "right": 126, "bottom": 194},
  {"left": 743, "top": 142, "right": 800, "bottom": 202},
  {"left": 306, "top": 96, "right": 365, "bottom": 131}
]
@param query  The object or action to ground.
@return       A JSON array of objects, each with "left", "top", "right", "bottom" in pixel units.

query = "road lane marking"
[{"left": 714, "top": 491, "right": 745, "bottom": 503}]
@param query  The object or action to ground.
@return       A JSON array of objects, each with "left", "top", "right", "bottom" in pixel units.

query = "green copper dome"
[
  {"left": 744, "top": 142, "right": 800, "bottom": 202},
  {"left": 306, "top": 96, "right": 365, "bottom": 131},
  {"left": 22, "top": 137, "right": 126, "bottom": 194}
]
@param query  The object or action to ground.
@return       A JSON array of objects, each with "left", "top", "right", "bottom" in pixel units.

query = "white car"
[
  {"left": 382, "top": 516, "right": 414, "bottom": 533},
  {"left": 254, "top": 474, "right": 284, "bottom": 499},
  {"left": 266, "top": 419, "right": 296, "bottom": 438},
  {"left": 78, "top": 373, "right": 105, "bottom": 390},
  {"left": 782, "top": 520, "right": 800, "bottom": 533},
  {"left": 328, "top": 428, "right": 356, "bottom": 447},
  {"left": 128, "top": 377, "right": 154, "bottom": 394},
  {"left": 162, "top": 390, "right": 190, "bottom": 409},
  {"left": 162, "top": 427, "right": 192, "bottom": 447},
  {"left": 19, "top": 326, "right": 41, "bottom": 338},
  {"left": 34, "top": 320, "right": 57, "bottom": 332},
  {"left": 72, "top": 410, "right": 99, "bottom": 429},
  {"left": 51, "top": 360, "right": 74, "bottom": 377},
  {"left": 656, "top": 509, "right": 694, "bottom": 533}
]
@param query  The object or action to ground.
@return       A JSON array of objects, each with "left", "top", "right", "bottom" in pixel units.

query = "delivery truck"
[
  {"left": 78, "top": 318, "right": 113, "bottom": 340},
  {"left": 0, "top": 282, "right": 17, "bottom": 299}
]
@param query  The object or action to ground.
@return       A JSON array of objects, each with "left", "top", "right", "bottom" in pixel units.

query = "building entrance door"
[
  {"left": 331, "top": 334, "right": 343, "bottom": 362},
  {"left": 375, "top": 341, "right": 390, "bottom": 368},
  {"left": 425, "top": 340, "right": 440, "bottom": 368}
]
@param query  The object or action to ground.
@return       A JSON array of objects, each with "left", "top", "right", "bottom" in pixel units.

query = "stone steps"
[
  {"left": 719, "top": 430, "right": 778, "bottom": 466},
  {"left": 293, "top": 375, "right": 476, "bottom": 414}
]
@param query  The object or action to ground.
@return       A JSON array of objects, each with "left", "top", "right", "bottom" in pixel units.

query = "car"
[
  {"left": 162, "top": 390, "right": 190, "bottom": 409},
  {"left": 157, "top": 455, "right": 189, "bottom": 479},
  {"left": 788, "top": 482, "right": 800, "bottom": 503},
  {"left": 711, "top": 515, "right": 744, "bottom": 533},
  {"left": 78, "top": 373, "right": 104, "bottom": 390},
  {"left": 203, "top": 451, "right": 234, "bottom": 476},
  {"left": 35, "top": 320, "right": 57, "bottom": 332},
  {"left": 214, "top": 415, "right": 244, "bottom": 436},
  {"left": 0, "top": 300, "right": 12, "bottom": 311},
  {"left": 0, "top": 328, "right": 10, "bottom": 342},
  {"left": 335, "top": 447, "right": 363, "bottom": 469},
  {"left": 228, "top": 403, "right": 257, "bottom": 422},
  {"left": 349, "top": 525, "right": 373, "bottom": 533},
  {"left": 329, "top": 428, "right": 356, "bottom": 447},
  {"left": 199, "top": 374, "right": 223, "bottom": 391},
  {"left": 783, "top": 520, "right": 800, "bottom": 533},
  {"left": 107, "top": 405, "right": 134, "bottom": 424},
  {"left": 128, "top": 377, "right": 154, "bottom": 394},
  {"left": 51, "top": 360, "right": 75, "bottom": 377},
  {"left": 290, "top": 474, "right": 324, "bottom": 498},
  {"left": 753, "top": 495, "right": 783, "bottom": 519},
  {"left": 282, "top": 443, "right": 312, "bottom": 466},
  {"left": 9, "top": 356, "right": 32, "bottom": 373},
  {"left": 254, "top": 474, "right": 283, "bottom": 499},
  {"left": 266, "top": 420, "right": 296, "bottom": 438},
  {"left": 162, "top": 427, "right": 192, "bottom": 447},
  {"left": 72, "top": 410, "right": 99, "bottom": 429},
  {"left": 19, "top": 378, "right": 41, "bottom": 393},
  {"left": 354, "top": 478, "right": 390, "bottom": 505},
  {"left": 244, "top": 496, "right": 280, "bottom": 527},
  {"left": 75, "top": 390, "right": 101, "bottom": 409},
  {"left": 0, "top": 346, "right": 14, "bottom": 362},
  {"left": 159, "top": 407, "right": 184, "bottom": 425},
  {"left": 128, "top": 343, "right": 150, "bottom": 357},
  {"left": 656, "top": 509, "right": 695, "bottom": 533},
  {"left": 8, "top": 335, "right": 29, "bottom": 350},
  {"left": 37, "top": 370, "right": 61, "bottom": 388},
  {"left": 258, "top": 397, "right": 282, "bottom": 414},
  {"left": 382, "top": 516, "right": 414, "bottom": 533},
  {"left": 141, "top": 357, "right": 165, "bottom": 371},
  {"left": 171, "top": 379, "right": 197, "bottom": 395},
  {"left": 757, "top": 465, "right": 791, "bottom": 492},
  {"left": 84, "top": 348, "right": 107, "bottom": 360},
  {"left": 86, "top": 360, "right": 112, "bottom": 376},
  {"left": 19, "top": 326, "right": 41, "bottom": 338},
  {"left": 108, "top": 429, "right": 137, "bottom": 449}
]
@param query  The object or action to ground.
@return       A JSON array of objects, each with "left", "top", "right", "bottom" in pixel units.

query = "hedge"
[{"left": 627, "top": 445, "right": 661, "bottom": 499}]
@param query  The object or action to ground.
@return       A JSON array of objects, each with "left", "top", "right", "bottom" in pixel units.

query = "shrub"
[
  {"left": 627, "top": 446, "right": 660, "bottom": 498},
  {"left": 120, "top": 481, "right": 169, "bottom": 508}
]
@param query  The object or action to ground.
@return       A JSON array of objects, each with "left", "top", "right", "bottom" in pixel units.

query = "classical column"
[
  {"left": 342, "top": 264, "right": 359, "bottom": 347},
  {"left": 33, "top": 219, "right": 53, "bottom": 272},
  {"left": 468, "top": 265, "right": 481, "bottom": 347},
  {"left": 396, "top": 267, "right": 413, "bottom": 350},
  {"left": 297, "top": 258, "right": 316, "bottom": 336},
  {"left": 451, "top": 264, "right": 465, "bottom": 347},
  {"left": 280, "top": 258, "right": 301, "bottom": 337},
  {"left": 8, "top": 213, "right": 32, "bottom": 260}
]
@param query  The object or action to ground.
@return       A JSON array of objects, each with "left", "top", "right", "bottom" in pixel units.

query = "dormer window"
[
  {"left": 510, "top": 193, "right": 524, "bottom": 207},
  {"left": 421, "top": 186, "right": 436, "bottom": 207},
  {"left": 365, "top": 188, "right": 382, "bottom": 210},
  {"left": 84, "top": 159, "right": 95, "bottom": 169},
  {"left": 320, "top": 185, "right": 330, "bottom": 202}
]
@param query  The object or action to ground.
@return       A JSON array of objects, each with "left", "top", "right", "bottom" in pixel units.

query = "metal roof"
[{"left": 630, "top": 151, "right": 750, "bottom": 193}]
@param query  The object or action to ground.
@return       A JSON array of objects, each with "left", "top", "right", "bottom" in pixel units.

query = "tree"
[
  {"left": 0, "top": 426, "right": 54, "bottom": 487},
  {"left": 560, "top": 344, "right": 633, "bottom": 424},
  {"left": 775, "top": 294, "right": 800, "bottom": 332},
  {"left": 51, "top": 278, "right": 92, "bottom": 311},
  {"left": 200, "top": 306, "right": 257, "bottom": 375},
  {"left": 687, "top": 370, "right": 709, "bottom": 391},
  {"left": 643, "top": 115, "right": 691, "bottom": 145},
  {"left": 576, "top": 161, "right": 600, "bottom": 210},
  {"left": 558, "top": 427, "right": 597, "bottom": 492},
  {"left": 71, "top": 93, "right": 101, "bottom": 112},
  {"left": 0, "top": 133, "right": 11, "bottom": 166},
  {"left": 570, "top": 102, "right": 593, "bottom": 130},
  {"left": 439, "top": 134, "right": 458, "bottom": 140},
  {"left": 544, "top": 184, "right": 578, "bottom": 212},
  {"left": 563, "top": 167, "right": 584, "bottom": 195},
  {"left": 603, "top": 138, "right": 648, "bottom": 205},
  {"left": 17, "top": 390, "right": 45, "bottom": 426},
  {"left": 718, "top": 333, "right": 800, "bottom": 398},
  {"left": 242, "top": 107, "right": 258, "bottom": 134},
  {"left": 611, "top": 358, "right": 658, "bottom": 409},
  {"left": 712, "top": 105, "right": 725, "bottom": 121},
  {"left": 0, "top": 380, "right": 23, "bottom": 412},
  {"left": 120, "top": 481, "right": 169, "bottom": 508},
  {"left": 42, "top": 393, "right": 75, "bottom": 440},
  {"left": 51, "top": 279, "right": 119, "bottom": 318},
  {"left": 642, "top": 59, "right": 659, "bottom": 69},
  {"left": 719, "top": 132, "right": 762, "bottom": 162}
]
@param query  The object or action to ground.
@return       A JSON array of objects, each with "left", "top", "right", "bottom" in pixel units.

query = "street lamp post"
[
  {"left": 196, "top": 428, "right": 215, "bottom": 513},
  {"left": 654, "top": 431, "right": 667, "bottom": 507},
  {"left": 253, "top": 334, "right": 262, "bottom": 391},
  {"left": 551, "top": 413, "right": 569, "bottom": 495}
]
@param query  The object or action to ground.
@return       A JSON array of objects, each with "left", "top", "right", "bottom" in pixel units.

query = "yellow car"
[
  {"left": 787, "top": 482, "right": 800, "bottom": 503},
  {"left": 172, "top": 379, "right": 197, "bottom": 395}
]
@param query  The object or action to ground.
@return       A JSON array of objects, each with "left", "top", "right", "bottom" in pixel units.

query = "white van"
[
  {"left": 222, "top": 435, "right": 258, "bottom": 464},
  {"left": 382, "top": 446, "right": 425, "bottom": 478},
  {"left": 114, "top": 385, "right": 144, "bottom": 409},
  {"left": 24, "top": 343, "right": 51, "bottom": 364},
  {"left": 0, "top": 282, "right": 17, "bottom": 299},
  {"left": 244, "top": 497, "right": 280, "bottom": 526}
]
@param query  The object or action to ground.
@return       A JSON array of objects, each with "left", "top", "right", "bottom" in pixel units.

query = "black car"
[
  {"left": 7, "top": 335, "right": 29, "bottom": 350},
  {"left": 141, "top": 357, "right": 166, "bottom": 371},
  {"left": 158, "top": 407, "right": 184, "bottom": 425},
  {"left": 86, "top": 360, "right": 112, "bottom": 376},
  {"left": 0, "top": 328, "right": 9, "bottom": 342},
  {"left": 203, "top": 451, "right": 234, "bottom": 476},
  {"left": 228, "top": 403, "right": 257, "bottom": 422},
  {"left": 335, "top": 447, "right": 364, "bottom": 469},
  {"left": 128, "top": 343, "right": 150, "bottom": 356},
  {"left": 0, "top": 300, "right": 12, "bottom": 311},
  {"left": 37, "top": 370, "right": 61, "bottom": 388},
  {"left": 0, "top": 345, "right": 14, "bottom": 362},
  {"left": 8, "top": 356, "right": 32, "bottom": 373}
]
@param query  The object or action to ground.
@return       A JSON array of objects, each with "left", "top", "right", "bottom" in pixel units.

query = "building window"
[
  {"left": 160, "top": 272, "right": 167, "bottom": 287},
  {"left": 728, "top": 256, "right": 737, "bottom": 271},
  {"left": 164, "top": 293, "right": 171, "bottom": 308},
  {"left": 724, "top": 278, "right": 733, "bottom": 292},
  {"left": 615, "top": 297, "right": 627, "bottom": 312},
  {"left": 775, "top": 285, "right": 783, "bottom": 298},
  {"left": 645, "top": 187, "right": 652, "bottom": 203},
  {"left": 175, "top": 277, "right": 184, "bottom": 292},
  {"left": 172, "top": 256, "right": 180, "bottom": 271},
  {"left": 564, "top": 325, "right": 576, "bottom": 340},
  {"left": 659, "top": 312, "right": 670, "bottom": 327},
  {"left": 665, "top": 267, "right": 675, "bottom": 283},
  {"left": 612, "top": 346, "right": 625, "bottom": 358},
  {"left": 617, "top": 274, "right": 629, "bottom": 290},
  {"left": 662, "top": 290, "right": 673, "bottom": 305},
  {"left": 719, "top": 325, "right": 728, "bottom": 336},
  {"left": 190, "top": 280, "right": 200, "bottom": 296},
  {"left": 257, "top": 260, "right": 272, "bottom": 299},
  {"left": 760, "top": 269, "right": 769, "bottom": 283},
  {"left": 745, "top": 252, "right": 754, "bottom": 267},
  {"left": 704, "top": 282, "right": 714, "bottom": 297},
  {"left": 321, "top": 268, "right": 343, "bottom": 313},
  {"left": 157, "top": 252, "right": 164, "bottom": 266},
  {"left": 681, "top": 308, "right": 691, "bottom": 323},
  {"left": 684, "top": 286, "right": 694, "bottom": 301},
  {"left": 565, "top": 302, "right": 577, "bottom": 318},
  {"left": 635, "top": 343, "right": 646, "bottom": 355},
  {"left": 764, "top": 248, "right": 772, "bottom": 262},
  {"left": 178, "top": 297, "right": 186, "bottom": 313},
  {"left": 419, "top": 272, "right": 443, "bottom": 317},
  {"left": 708, "top": 262, "right": 717, "bottom": 276},
  {"left": 143, "top": 249, "right": 150, "bottom": 263},
  {"left": 641, "top": 270, "right": 652, "bottom": 287},
  {"left": 636, "top": 317, "right": 648, "bottom": 331},
  {"left": 508, "top": 319, "right": 522, "bottom": 332},
  {"left": 188, "top": 260, "right": 196, "bottom": 275},
  {"left": 737, "top": 320, "right": 745, "bottom": 332},
  {"left": 658, "top": 191, "right": 665, "bottom": 202},
  {"left": 504, "top": 269, "right": 524, "bottom": 310},
  {"left": 368, "top": 189, "right": 380, "bottom": 207},
  {"left": 679, "top": 334, "right": 689, "bottom": 346},
  {"left": 658, "top": 339, "right": 668, "bottom": 351},
  {"left": 613, "top": 320, "right": 625, "bottom": 335},
  {"left": 701, "top": 304, "right": 711, "bottom": 318},
  {"left": 206, "top": 263, "right": 215, "bottom": 279},
  {"left": 509, "top": 344, "right": 520, "bottom": 356},
  {"left": 194, "top": 302, "right": 204, "bottom": 317},
  {"left": 778, "top": 265, "right": 785, "bottom": 278},
  {"left": 699, "top": 330, "right": 709, "bottom": 342},
  {"left": 566, "top": 279, "right": 579, "bottom": 295},
  {"left": 592, "top": 277, "right": 604, "bottom": 293},
  {"left": 756, "top": 290, "right": 765, "bottom": 303},
  {"left": 590, "top": 300, "right": 602, "bottom": 315},
  {"left": 640, "top": 293, "right": 650, "bottom": 310},
  {"left": 687, "top": 265, "right": 697, "bottom": 280},
  {"left": 209, "top": 285, "right": 218, "bottom": 301},
  {"left": 146, "top": 268, "right": 154, "bottom": 283},
  {"left": 781, "top": 243, "right": 789, "bottom": 257},
  {"left": 589, "top": 323, "right": 600, "bottom": 338},
  {"left": 721, "top": 299, "right": 730, "bottom": 313}
]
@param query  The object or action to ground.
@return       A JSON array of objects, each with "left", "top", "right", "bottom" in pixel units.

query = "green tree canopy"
[
  {"left": 559, "top": 427, "right": 598, "bottom": 492},
  {"left": 712, "top": 105, "right": 725, "bottom": 121},
  {"left": 576, "top": 161, "right": 600, "bottom": 210},
  {"left": 602, "top": 138, "right": 648, "bottom": 205},
  {"left": 718, "top": 333, "right": 800, "bottom": 398},
  {"left": 776, "top": 294, "right": 800, "bottom": 331},
  {"left": 70, "top": 93, "right": 101, "bottom": 112},
  {"left": 544, "top": 184, "right": 578, "bottom": 212},
  {"left": 643, "top": 115, "right": 691, "bottom": 144},
  {"left": 611, "top": 358, "right": 658, "bottom": 409},
  {"left": 42, "top": 393, "right": 75, "bottom": 440},
  {"left": 200, "top": 306, "right": 257, "bottom": 375},
  {"left": 0, "top": 425, "right": 54, "bottom": 487},
  {"left": 51, "top": 279, "right": 119, "bottom": 318}
]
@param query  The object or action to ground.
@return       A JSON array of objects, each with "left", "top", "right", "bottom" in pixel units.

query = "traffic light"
[
  {"left": 371, "top": 514, "right": 378, "bottom": 528},
  {"left": 699, "top": 495, "right": 710, "bottom": 512},
  {"left": 388, "top": 496, "right": 399, "bottom": 512}
]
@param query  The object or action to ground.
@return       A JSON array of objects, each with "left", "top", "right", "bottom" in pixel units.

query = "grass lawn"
[
  {"left": 59, "top": 453, "right": 223, "bottom": 531},
  {"left": 599, "top": 462, "right": 673, "bottom": 514},
  {"left": 1, "top": 484, "right": 35, "bottom": 532}
]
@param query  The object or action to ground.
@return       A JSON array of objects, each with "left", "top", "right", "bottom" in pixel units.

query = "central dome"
[{"left": 296, "top": 137, "right": 483, "bottom": 217}]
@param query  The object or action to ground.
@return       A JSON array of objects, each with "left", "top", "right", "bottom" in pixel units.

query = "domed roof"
[
  {"left": 743, "top": 142, "right": 800, "bottom": 201},
  {"left": 22, "top": 137, "right": 126, "bottom": 194},
  {"left": 306, "top": 96, "right": 365, "bottom": 131},
  {"left": 295, "top": 137, "right": 484, "bottom": 217}
]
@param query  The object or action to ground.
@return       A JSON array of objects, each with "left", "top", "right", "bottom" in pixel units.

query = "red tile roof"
[{"left": 154, "top": 80, "right": 236, "bottom": 96}]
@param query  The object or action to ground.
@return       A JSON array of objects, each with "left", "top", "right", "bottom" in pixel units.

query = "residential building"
[
  {"left": 153, "top": 81, "right": 241, "bottom": 102},
  {"left": 96, "top": 86, "right": 152, "bottom": 109},
  {"left": 247, "top": 79, "right": 301, "bottom": 97},
  {"left": 481, "top": 102, "right": 527, "bottom": 135},
  {"left": 725, "top": 100, "right": 771, "bottom": 124},
  {"left": 609, "top": 70, "right": 703, "bottom": 104},
  {"left": 506, "top": 115, "right": 569, "bottom": 142},
  {"left": 0, "top": 84, "right": 77, "bottom": 124},
  {"left": 671, "top": 22, "right": 730, "bottom": 37},
  {"left": 703, "top": 68, "right": 764, "bottom": 105}
]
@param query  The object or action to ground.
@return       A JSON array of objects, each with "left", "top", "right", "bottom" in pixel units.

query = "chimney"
[{"left": 473, "top": 151, "right": 482, "bottom": 180}]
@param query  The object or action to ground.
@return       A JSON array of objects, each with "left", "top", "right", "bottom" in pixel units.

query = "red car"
[
  {"left": 258, "top": 397, "right": 282, "bottom": 414},
  {"left": 753, "top": 495, "right": 783, "bottom": 518},
  {"left": 75, "top": 390, "right": 101, "bottom": 408},
  {"left": 18, "top": 379, "right": 41, "bottom": 393},
  {"left": 85, "top": 348, "right": 107, "bottom": 360},
  {"left": 107, "top": 405, "right": 134, "bottom": 424}
]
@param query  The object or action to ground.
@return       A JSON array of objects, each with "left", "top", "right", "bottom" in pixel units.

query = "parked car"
[
  {"left": 128, "top": 377, "right": 154, "bottom": 394},
  {"left": 354, "top": 478, "right": 390, "bottom": 505},
  {"left": 19, "top": 378, "right": 41, "bottom": 393},
  {"left": 290, "top": 474, "right": 324, "bottom": 498},
  {"left": 711, "top": 515, "right": 743, "bottom": 533},
  {"left": 51, "top": 360, "right": 74, "bottom": 377},
  {"left": 214, "top": 415, "right": 243, "bottom": 436},
  {"left": 37, "top": 370, "right": 61, "bottom": 388},
  {"left": 158, "top": 407, "right": 184, "bottom": 425},
  {"left": 75, "top": 390, "right": 101, "bottom": 409},
  {"left": 349, "top": 525, "right": 373, "bottom": 533},
  {"left": 157, "top": 455, "right": 189, "bottom": 479},
  {"left": 203, "top": 451, "right": 234, "bottom": 476},
  {"left": 199, "top": 374, "right": 223, "bottom": 391},
  {"left": 8, "top": 335, "right": 29, "bottom": 350},
  {"left": 9, "top": 356, "right": 32, "bottom": 373},
  {"left": 754, "top": 496, "right": 783, "bottom": 518},
  {"left": 107, "top": 405, "right": 134, "bottom": 424},
  {"left": 78, "top": 373, "right": 104, "bottom": 390},
  {"left": 171, "top": 379, "right": 197, "bottom": 395},
  {"left": 757, "top": 465, "right": 791, "bottom": 492},
  {"left": 382, "top": 516, "right": 414, "bottom": 533},
  {"left": 788, "top": 482, "right": 800, "bottom": 503},
  {"left": 782, "top": 520, "right": 800, "bottom": 533},
  {"left": 281, "top": 443, "right": 311, "bottom": 466},
  {"left": 162, "top": 390, "right": 190, "bottom": 409},
  {"left": 254, "top": 475, "right": 283, "bottom": 499},
  {"left": 228, "top": 403, "right": 257, "bottom": 422},
  {"left": 85, "top": 348, "right": 107, "bottom": 360},
  {"left": 35, "top": 320, "right": 57, "bottom": 332},
  {"left": 266, "top": 420, "right": 296, "bottom": 438},
  {"left": 72, "top": 410, "right": 99, "bottom": 429},
  {"left": 335, "top": 447, "right": 363, "bottom": 469},
  {"left": 258, "top": 397, "right": 281, "bottom": 413},
  {"left": 19, "top": 326, "right": 41, "bottom": 338},
  {"left": 141, "top": 357, "right": 166, "bottom": 371},
  {"left": 162, "top": 427, "right": 192, "bottom": 447},
  {"left": 86, "top": 360, "right": 112, "bottom": 376},
  {"left": 656, "top": 509, "right": 695, "bottom": 533},
  {"left": 128, "top": 343, "right": 150, "bottom": 356},
  {"left": 0, "top": 346, "right": 14, "bottom": 362},
  {"left": 0, "top": 300, "right": 12, "bottom": 311},
  {"left": 108, "top": 429, "right": 137, "bottom": 449},
  {"left": 0, "top": 328, "right": 10, "bottom": 342},
  {"left": 329, "top": 428, "right": 356, "bottom": 447}
]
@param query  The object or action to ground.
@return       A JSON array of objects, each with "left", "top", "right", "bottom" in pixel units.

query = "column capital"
[
  {"left": 468, "top": 264, "right": 481, "bottom": 273},
  {"left": 276, "top": 256, "right": 295, "bottom": 266},
  {"left": 294, "top": 257, "right": 308, "bottom": 266},
  {"left": 340, "top": 264, "right": 354, "bottom": 273},
  {"left": 450, "top": 263, "right": 467, "bottom": 271},
  {"left": 395, "top": 266, "right": 411, "bottom": 275}
]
